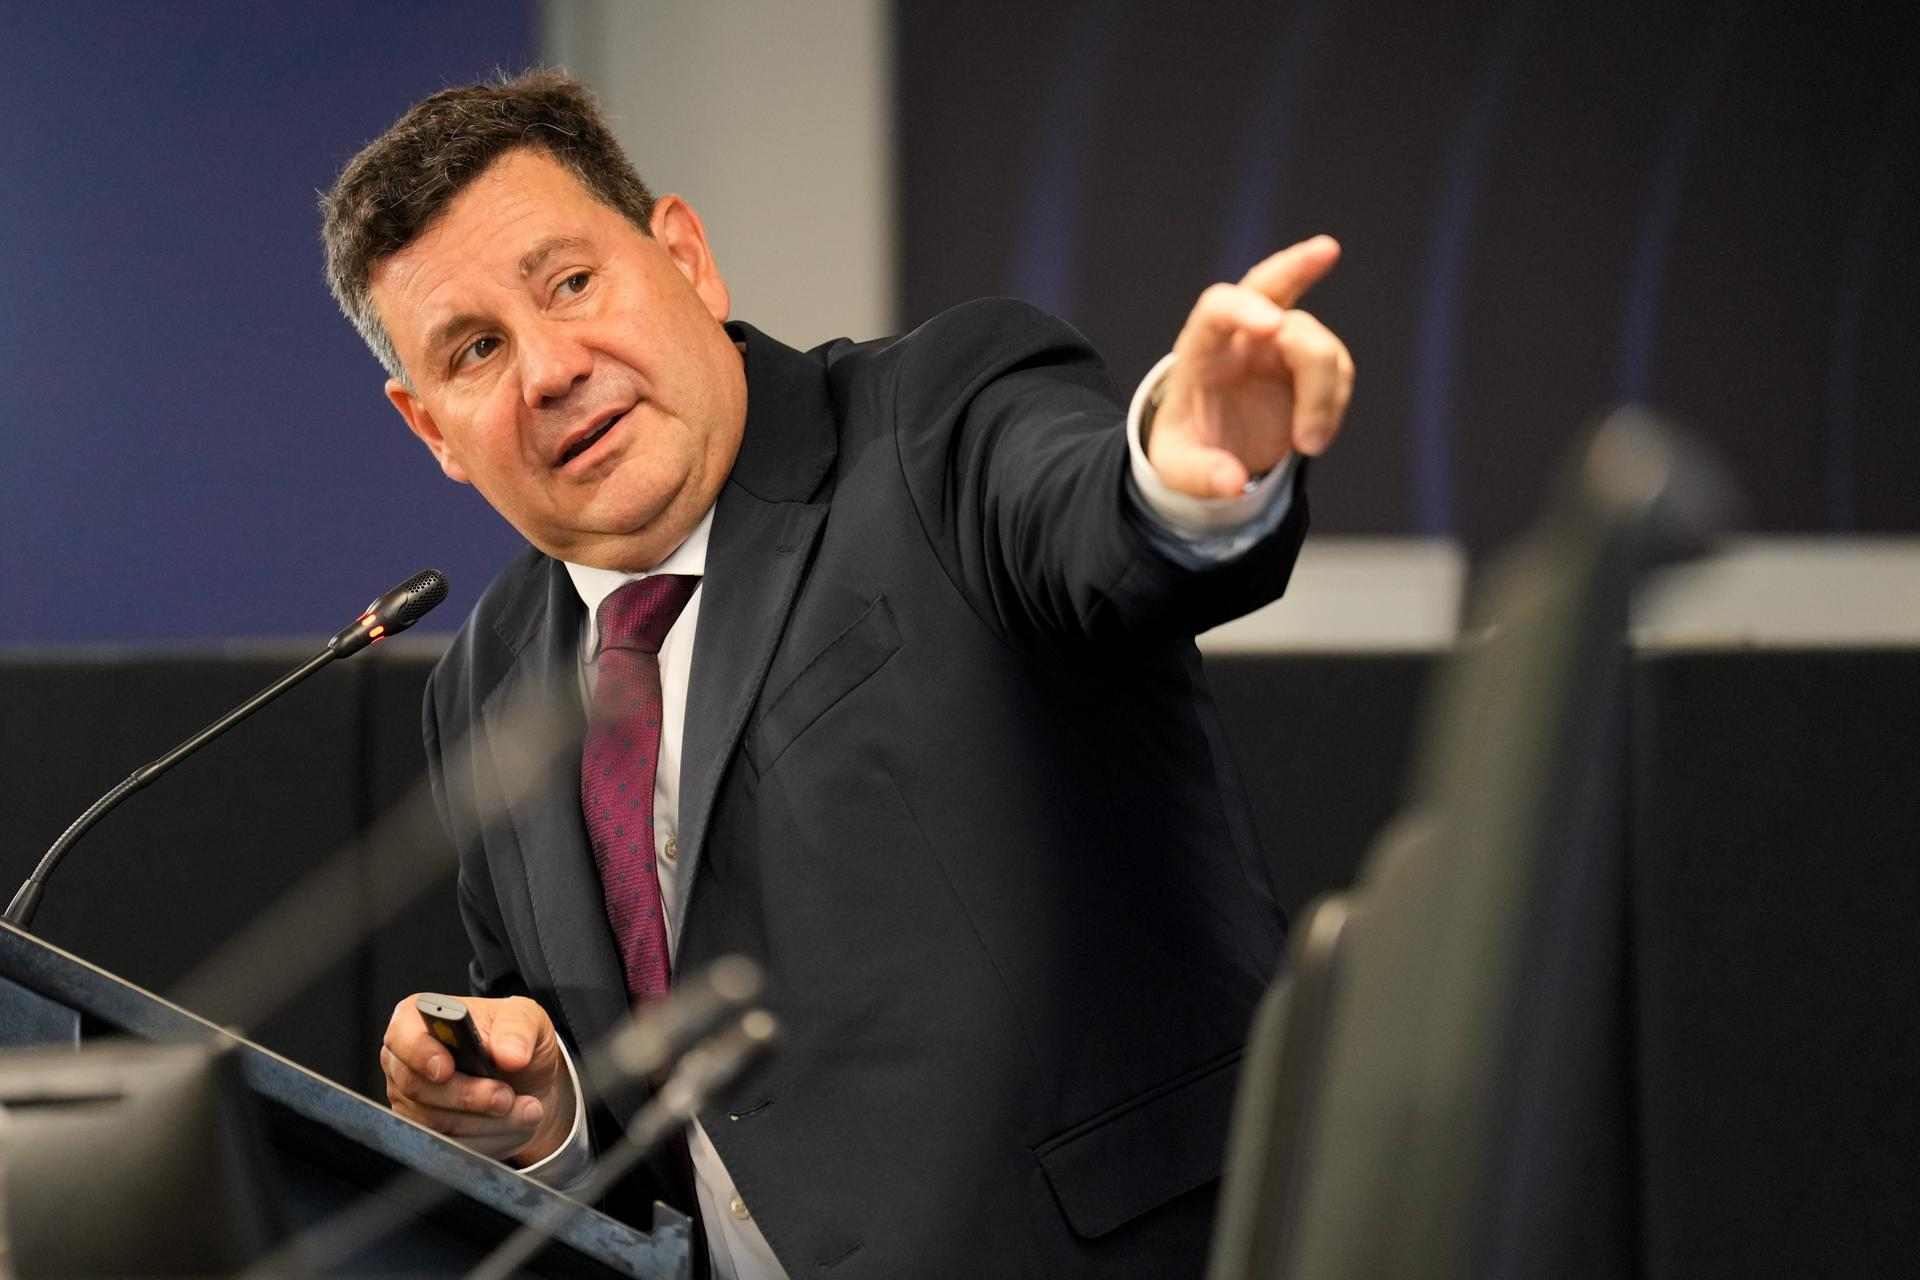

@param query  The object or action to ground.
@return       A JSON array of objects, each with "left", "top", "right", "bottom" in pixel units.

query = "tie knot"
[{"left": 597, "top": 574, "right": 699, "bottom": 655}]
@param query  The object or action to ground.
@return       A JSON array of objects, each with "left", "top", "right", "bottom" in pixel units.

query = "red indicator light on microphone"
[{"left": 369, "top": 625, "right": 386, "bottom": 641}]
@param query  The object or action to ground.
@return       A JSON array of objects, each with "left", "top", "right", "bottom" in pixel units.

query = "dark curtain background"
[{"left": 897, "top": 0, "right": 1919, "bottom": 558}]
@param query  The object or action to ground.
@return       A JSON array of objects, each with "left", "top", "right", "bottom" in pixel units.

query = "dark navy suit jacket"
[{"left": 423, "top": 300, "right": 1306, "bottom": 1277}]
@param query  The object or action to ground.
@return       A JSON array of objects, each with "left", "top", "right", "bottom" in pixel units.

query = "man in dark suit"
[{"left": 325, "top": 72, "right": 1353, "bottom": 1277}]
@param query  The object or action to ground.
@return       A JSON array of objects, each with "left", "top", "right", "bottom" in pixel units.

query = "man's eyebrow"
[
  {"left": 518, "top": 235, "right": 591, "bottom": 279},
  {"left": 424, "top": 312, "right": 487, "bottom": 363}
]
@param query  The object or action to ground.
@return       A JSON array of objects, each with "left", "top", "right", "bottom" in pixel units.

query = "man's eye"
[
  {"left": 559, "top": 271, "right": 591, "bottom": 296},
  {"left": 460, "top": 336, "right": 501, "bottom": 367}
]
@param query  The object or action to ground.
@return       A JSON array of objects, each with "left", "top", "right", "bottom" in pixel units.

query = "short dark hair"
[{"left": 320, "top": 69, "right": 656, "bottom": 383}]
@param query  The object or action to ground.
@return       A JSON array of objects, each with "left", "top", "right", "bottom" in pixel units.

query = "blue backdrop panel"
[{"left": 0, "top": 2, "right": 537, "bottom": 645}]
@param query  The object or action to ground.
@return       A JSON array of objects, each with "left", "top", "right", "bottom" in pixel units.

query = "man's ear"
[
  {"left": 651, "top": 195, "right": 731, "bottom": 323},
  {"left": 386, "top": 379, "right": 471, "bottom": 484}
]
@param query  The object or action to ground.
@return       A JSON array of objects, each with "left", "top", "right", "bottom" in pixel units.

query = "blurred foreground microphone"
[
  {"left": 2, "top": 568, "right": 449, "bottom": 929},
  {"left": 469, "top": 986, "right": 779, "bottom": 1280},
  {"left": 575, "top": 956, "right": 770, "bottom": 1148}
]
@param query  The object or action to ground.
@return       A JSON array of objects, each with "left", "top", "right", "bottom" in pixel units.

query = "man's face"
[{"left": 372, "top": 148, "right": 747, "bottom": 570}]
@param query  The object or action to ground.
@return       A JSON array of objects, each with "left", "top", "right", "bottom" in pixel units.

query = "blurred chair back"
[{"left": 1209, "top": 408, "right": 1735, "bottom": 1280}]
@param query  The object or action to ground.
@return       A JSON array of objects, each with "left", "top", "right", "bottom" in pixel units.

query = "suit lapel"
[
  {"left": 478, "top": 560, "right": 630, "bottom": 1051},
  {"left": 670, "top": 324, "right": 838, "bottom": 926}
]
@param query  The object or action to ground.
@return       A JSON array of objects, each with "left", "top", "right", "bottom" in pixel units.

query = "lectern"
[{"left": 0, "top": 922, "right": 690, "bottom": 1277}]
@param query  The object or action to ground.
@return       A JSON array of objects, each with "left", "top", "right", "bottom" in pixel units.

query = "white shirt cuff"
[
  {"left": 517, "top": 1036, "right": 594, "bottom": 1191},
  {"left": 1125, "top": 352, "right": 1298, "bottom": 564}
]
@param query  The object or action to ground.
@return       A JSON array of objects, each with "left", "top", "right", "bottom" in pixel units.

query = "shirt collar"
[{"left": 563, "top": 507, "right": 713, "bottom": 660}]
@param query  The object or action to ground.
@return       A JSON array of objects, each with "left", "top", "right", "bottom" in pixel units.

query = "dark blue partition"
[{"left": 0, "top": 2, "right": 536, "bottom": 647}]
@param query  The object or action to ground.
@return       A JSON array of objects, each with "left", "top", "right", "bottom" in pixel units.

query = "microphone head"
[
  {"left": 366, "top": 568, "right": 450, "bottom": 633},
  {"left": 329, "top": 568, "right": 450, "bottom": 657}
]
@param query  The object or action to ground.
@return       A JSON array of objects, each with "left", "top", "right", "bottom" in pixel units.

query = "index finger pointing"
[{"left": 1238, "top": 234, "right": 1341, "bottom": 308}]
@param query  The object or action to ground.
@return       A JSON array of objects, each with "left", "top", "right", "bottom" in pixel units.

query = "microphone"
[
  {"left": 3, "top": 568, "right": 450, "bottom": 929},
  {"left": 327, "top": 568, "right": 451, "bottom": 658},
  {"left": 603, "top": 954, "right": 764, "bottom": 1080},
  {"left": 468, "top": 1007, "right": 780, "bottom": 1280}
]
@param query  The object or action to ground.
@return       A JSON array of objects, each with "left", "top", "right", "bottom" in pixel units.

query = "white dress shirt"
[{"left": 520, "top": 355, "right": 1297, "bottom": 1280}]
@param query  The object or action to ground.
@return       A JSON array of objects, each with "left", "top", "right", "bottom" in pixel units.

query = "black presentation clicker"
[{"left": 415, "top": 994, "right": 498, "bottom": 1080}]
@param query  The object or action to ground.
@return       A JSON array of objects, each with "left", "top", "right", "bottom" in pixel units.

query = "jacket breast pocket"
[
  {"left": 746, "top": 594, "right": 901, "bottom": 773},
  {"left": 1034, "top": 1048, "right": 1244, "bottom": 1240}
]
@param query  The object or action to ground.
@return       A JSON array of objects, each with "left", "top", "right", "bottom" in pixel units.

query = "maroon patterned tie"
[{"left": 581, "top": 574, "right": 700, "bottom": 1001}]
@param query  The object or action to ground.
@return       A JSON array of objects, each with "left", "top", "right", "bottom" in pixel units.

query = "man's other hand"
[
  {"left": 1148, "top": 235, "right": 1356, "bottom": 498},
  {"left": 380, "top": 993, "right": 575, "bottom": 1165}
]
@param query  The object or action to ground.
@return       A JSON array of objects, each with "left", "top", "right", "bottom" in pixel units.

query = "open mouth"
[{"left": 558, "top": 412, "right": 624, "bottom": 467}]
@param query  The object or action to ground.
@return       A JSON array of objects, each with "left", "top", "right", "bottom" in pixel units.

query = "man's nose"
[{"left": 519, "top": 326, "right": 592, "bottom": 408}]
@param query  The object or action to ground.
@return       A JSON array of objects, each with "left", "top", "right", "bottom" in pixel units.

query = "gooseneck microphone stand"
[{"left": 3, "top": 568, "right": 449, "bottom": 929}]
